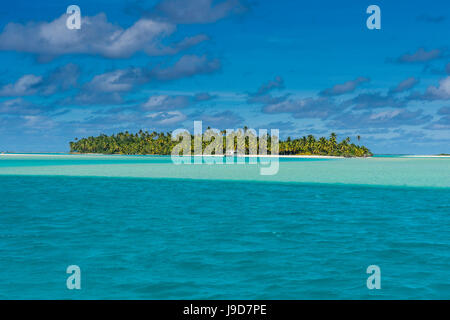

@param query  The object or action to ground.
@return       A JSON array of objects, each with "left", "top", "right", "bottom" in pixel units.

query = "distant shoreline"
[
  {"left": 1, "top": 153, "right": 449, "bottom": 158},
  {"left": 1, "top": 153, "right": 345, "bottom": 159},
  {"left": 401, "top": 155, "right": 450, "bottom": 158}
]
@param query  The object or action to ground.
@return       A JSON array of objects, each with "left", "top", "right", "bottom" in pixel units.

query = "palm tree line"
[{"left": 69, "top": 129, "right": 372, "bottom": 157}]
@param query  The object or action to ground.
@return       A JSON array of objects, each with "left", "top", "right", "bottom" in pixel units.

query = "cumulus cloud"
[
  {"left": 64, "top": 55, "right": 220, "bottom": 105},
  {"left": 394, "top": 48, "right": 445, "bottom": 63},
  {"left": 0, "top": 13, "right": 207, "bottom": 60},
  {"left": 139, "top": 92, "right": 218, "bottom": 112},
  {"left": 389, "top": 77, "right": 419, "bottom": 94},
  {"left": 248, "top": 93, "right": 289, "bottom": 105},
  {"left": 249, "top": 77, "right": 348, "bottom": 119},
  {"left": 141, "top": 95, "right": 191, "bottom": 111},
  {"left": 0, "top": 75, "right": 42, "bottom": 96},
  {"left": 412, "top": 76, "right": 450, "bottom": 101},
  {"left": 320, "top": 77, "right": 370, "bottom": 96},
  {"left": 194, "top": 92, "right": 216, "bottom": 101},
  {"left": 0, "top": 64, "right": 80, "bottom": 97},
  {"left": 421, "top": 61, "right": 450, "bottom": 75},
  {"left": 329, "top": 109, "right": 432, "bottom": 129},
  {"left": 345, "top": 92, "right": 403, "bottom": 110},
  {"left": 193, "top": 110, "right": 244, "bottom": 128},
  {"left": 263, "top": 97, "right": 339, "bottom": 119},
  {"left": 247, "top": 76, "right": 288, "bottom": 104},
  {"left": 426, "top": 107, "right": 450, "bottom": 130},
  {"left": 69, "top": 92, "right": 125, "bottom": 105},
  {"left": 265, "top": 121, "right": 295, "bottom": 131},
  {"left": 150, "top": 0, "right": 248, "bottom": 24},
  {"left": 250, "top": 75, "right": 434, "bottom": 132},
  {"left": 0, "top": 98, "right": 44, "bottom": 115},
  {"left": 150, "top": 54, "right": 221, "bottom": 80},
  {"left": 253, "top": 76, "right": 284, "bottom": 96},
  {"left": 424, "top": 76, "right": 450, "bottom": 100},
  {"left": 85, "top": 68, "right": 147, "bottom": 93},
  {"left": 70, "top": 107, "right": 188, "bottom": 132},
  {"left": 21, "top": 115, "right": 56, "bottom": 129},
  {"left": 146, "top": 110, "right": 187, "bottom": 125},
  {"left": 40, "top": 64, "right": 81, "bottom": 95},
  {"left": 62, "top": 68, "right": 134, "bottom": 105},
  {"left": 72, "top": 113, "right": 144, "bottom": 130}
]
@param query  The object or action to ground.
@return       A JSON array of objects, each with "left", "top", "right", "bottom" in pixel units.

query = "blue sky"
[{"left": 0, "top": 0, "right": 449, "bottom": 154}]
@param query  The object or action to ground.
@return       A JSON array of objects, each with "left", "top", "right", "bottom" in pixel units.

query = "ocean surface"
[{"left": 0, "top": 154, "right": 449, "bottom": 299}]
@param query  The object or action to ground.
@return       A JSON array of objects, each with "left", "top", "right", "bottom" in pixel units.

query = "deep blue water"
[{"left": 0, "top": 175, "right": 449, "bottom": 299}]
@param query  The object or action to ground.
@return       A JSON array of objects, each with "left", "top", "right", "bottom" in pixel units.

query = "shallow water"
[
  {"left": 0, "top": 155, "right": 449, "bottom": 299},
  {"left": 1, "top": 154, "right": 449, "bottom": 188}
]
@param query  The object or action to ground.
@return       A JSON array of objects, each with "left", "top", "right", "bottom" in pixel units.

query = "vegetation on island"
[{"left": 69, "top": 129, "right": 373, "bottom": 157}]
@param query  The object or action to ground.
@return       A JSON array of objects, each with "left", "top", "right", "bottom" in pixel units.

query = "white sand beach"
[
  {"left": 2, "top": 153, "right": 449, "bottom": 159},
  {"left": 402, "top": 155, "right": 450, "bottom": 158},
  {"left": 0, "top": 153, "right": 346, "bottom": 159}
]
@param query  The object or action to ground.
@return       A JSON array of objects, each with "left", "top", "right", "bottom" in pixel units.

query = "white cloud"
[
  {"left": 0, "top": 64, "right": 80, "bottom": 98},
  {"left": 425, "top": 76, "right": 450, "bottom": 100},
  {"left": 0, "top": 98, "right": 43, "bottom": 115},
  {"left": 320, "top": 77, "right": 370, "bottom": 96},
  {"left": 396, "top": 48, "right": 444, "bottom": 63},
  {"left": 369, "top": 109, "right": 402, "bottom": 120},
  {"left": 0, "top": 13, "right": 207, "bottom": 60},
  {"left": 151, "top": 54, "right": 221, "bottom": 80},
  {"left": 87, "top": 70, "right": 138, "bottom": 93},
  {"left": 0, "top": 75, "right": 42, "bottom": 96},
  {"left": 390, "top": 77, "right": 419, "bottom": 93},
  {"left": 146, "top": 110, "right": 187, "bottom": 125},
  {"left": 23, "top": 115, "right": 55, "bottom": 129},
  {"left": 141, "top": 95, "right": 191, "bottom": 111}
]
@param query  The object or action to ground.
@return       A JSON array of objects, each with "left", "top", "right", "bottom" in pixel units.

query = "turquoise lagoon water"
[{"left": 0, "top": 154, "right": 449, "bottom": 299}]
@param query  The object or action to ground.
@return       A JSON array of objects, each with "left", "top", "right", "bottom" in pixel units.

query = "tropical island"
[{"left": 69, "top": 129, "right": 372, "bottom": 157}]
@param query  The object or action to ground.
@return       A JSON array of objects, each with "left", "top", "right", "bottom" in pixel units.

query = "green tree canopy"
[{"left": 70, "top": 130, "right": 372, "bottom": 157}]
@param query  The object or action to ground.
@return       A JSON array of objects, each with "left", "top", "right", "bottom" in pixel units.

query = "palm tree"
[{"left": 69, "top": 129, "right": 372, "bottom": 157}]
